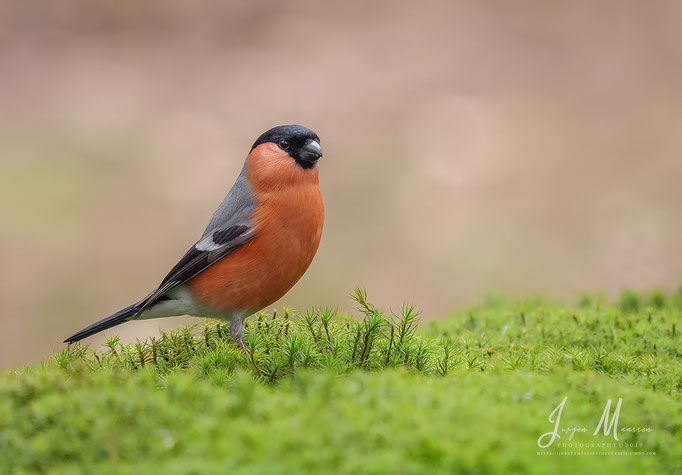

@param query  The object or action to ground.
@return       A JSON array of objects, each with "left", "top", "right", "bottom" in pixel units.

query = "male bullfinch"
[{"left": 65, "top": 125, "right": 324, "bottom": 349}]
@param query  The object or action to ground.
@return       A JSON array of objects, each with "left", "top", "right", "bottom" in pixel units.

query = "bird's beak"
[{"left": 299, "top": 139, "right": 323, "bottom": 163}]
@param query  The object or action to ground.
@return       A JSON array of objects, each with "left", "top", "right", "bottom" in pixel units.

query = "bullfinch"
[{"left": 65, "top": 124, "right": 324, "bottom": 349}]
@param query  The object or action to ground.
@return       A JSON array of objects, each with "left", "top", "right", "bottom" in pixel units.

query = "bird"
[{"left": 65, "top": 124, "right": 325, "bottom": 349}]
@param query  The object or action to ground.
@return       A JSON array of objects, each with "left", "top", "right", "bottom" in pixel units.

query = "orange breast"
[{"left": 187, "top": 144, "right": 324, "bottom": 314}]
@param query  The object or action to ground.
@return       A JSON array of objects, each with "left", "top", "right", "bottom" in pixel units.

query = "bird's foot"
[{"left": 236, "top": 338, "right": 249, "bottom": 353}]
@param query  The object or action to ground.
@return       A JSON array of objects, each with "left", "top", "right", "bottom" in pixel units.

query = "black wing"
[{"left": 136, "top": 224, "right": 256, "bottom": 314}]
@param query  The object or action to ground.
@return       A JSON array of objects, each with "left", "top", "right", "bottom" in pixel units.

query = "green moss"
[{"left": 1, "top": 288, "right": 680, "bottom": 474}]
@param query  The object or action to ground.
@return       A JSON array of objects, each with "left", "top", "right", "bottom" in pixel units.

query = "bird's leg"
[{"left": 230, "top": 313, "right": 247, "bottom": 351}]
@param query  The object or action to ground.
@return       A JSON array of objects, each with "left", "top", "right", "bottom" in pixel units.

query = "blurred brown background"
[{"left": 1, "top": 1, "right": 681, "bottom": 369}]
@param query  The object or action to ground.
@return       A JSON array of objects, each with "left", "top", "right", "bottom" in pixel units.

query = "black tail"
[{"left": 64, "top": 304, "right": 139, "bottom": 343}]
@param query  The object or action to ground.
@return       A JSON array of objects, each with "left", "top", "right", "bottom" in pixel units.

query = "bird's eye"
[{"left": 279, "top": 139, "right": 290, "bottom": 150}]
